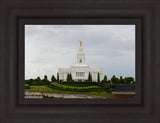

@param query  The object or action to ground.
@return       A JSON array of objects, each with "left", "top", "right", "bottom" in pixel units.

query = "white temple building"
[{"left": 58, "top": 41, "right": 103, "bottom": 82}]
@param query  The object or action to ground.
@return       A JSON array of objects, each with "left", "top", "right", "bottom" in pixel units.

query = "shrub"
[
  {"left": 25, "top": 80, "right": 50, "bottom": 86},
  {"left": 43, "top": 95, "right": 54, "bottom": 98},
  {"left": 25, "top": 84, "right": 31, "bottom": 89}
]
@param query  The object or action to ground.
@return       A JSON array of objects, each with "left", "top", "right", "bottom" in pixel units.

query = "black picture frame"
[
  {"left": 20, "top": 19, "right": 140, "bottom": 105},
  {"left": 0, "top": 0, "right": 160, "bottom": 122}
]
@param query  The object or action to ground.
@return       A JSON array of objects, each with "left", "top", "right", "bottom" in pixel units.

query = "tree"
[
  {"left": 88, "top": 72, "right": 92, "bottom": 82},
  {"left": 67, "top": 73, "right": 70, "bottom": 82},
  {"left": 42, "top": 75, "right": 49, "bottom": 83},
  {"left": 107, "top": 80, "right": 111, "bottom": 84},
  {"left": 111, "top": 75, "right": 119, "bottom": 84},
  {"left": 132, "top": 81, "right": 136, "bottom": 84},
  {"left": 70, "top": 73, "right": 72, "bottom": 82},
  {"left": 97, "top": 72, "right": 100, "bottom": 82},
  {"left": 128, "top": 77, "right": 134, "bottom": 83},
  {"left": 35, "top": 76, "right": 41, "bottom": 81},
  {"left": 119, "top": 76, "right": 124, "bottom": 84},
  {"left": 44, "top": 75, "right": 48, "bottom": 80},
  {"left": 29, "top": 79, "right": 33, "bottom": 82},
  {"left": 67, "top": 73, "right": 72, "bottom": 82},
  {"left": 51, "top": 75, "right": 56, "bottom": 82},
  {"left": 57, "top": 72, "right": 59, "bottom": 82},
  {"left": 124, "top": 77, "right": 134, "bottom": 84},
  {"left": 103, "top": 75, "right": 107, "bottom": 83}
]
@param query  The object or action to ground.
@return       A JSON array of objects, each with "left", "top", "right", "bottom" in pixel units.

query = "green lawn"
[
  {"left": 25, "top": 85, "right": 113, "bottom": 98},
  {"left": 25, "top": 86, "right": 57, "bottom": 93},
  {"left": 50, "top": 82, "right": 101, "bottom": 91}
]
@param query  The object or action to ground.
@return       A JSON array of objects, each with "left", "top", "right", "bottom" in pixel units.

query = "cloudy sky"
[{"left": 25, "top": 25, "right": 135, "bottom": 80}]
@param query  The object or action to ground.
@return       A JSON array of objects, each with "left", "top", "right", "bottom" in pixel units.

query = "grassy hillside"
[{"left": 25, "top": 82, "right": 113, "bottom": 98}]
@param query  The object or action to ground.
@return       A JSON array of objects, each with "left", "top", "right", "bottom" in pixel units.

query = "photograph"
[{"left": 25, "top": 25, "right": 135, "bottom": 99}]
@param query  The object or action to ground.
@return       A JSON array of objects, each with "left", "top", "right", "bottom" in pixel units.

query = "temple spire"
[
  {"left": 80, "top": 41, "right": 82, "bottom": 47},
  {"left": 77, "top": 41, "right": 85, "bottom": 64}
]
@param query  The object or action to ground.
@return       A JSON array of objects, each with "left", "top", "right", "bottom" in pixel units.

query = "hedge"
[
  {"left": 48, "top": 83, "right": 105, "bottom": 92},
  {"left": 25, "top": 80, "right": 50, "bottom": 86},
  {"left": 61, "top": 82, "right": 104, "bottom": 87}
]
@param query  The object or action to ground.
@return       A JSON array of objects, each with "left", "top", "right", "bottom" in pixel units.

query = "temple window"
[{"left": 80, "top": 59, "right": 82, "bottom": 63}]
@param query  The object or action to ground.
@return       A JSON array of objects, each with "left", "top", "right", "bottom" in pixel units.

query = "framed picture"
[
  {"left": 0, "top": 0, "right": 160, "bottom": 122},
  {"left": 24, "top": 24, "right": 136, "bottom": 100}
]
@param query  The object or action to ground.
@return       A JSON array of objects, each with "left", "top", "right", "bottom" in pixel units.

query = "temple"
[{"left": 58, "top": 41, "right": 103, "bottom": 82}]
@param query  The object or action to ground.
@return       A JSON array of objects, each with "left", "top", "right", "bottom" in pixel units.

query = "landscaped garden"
[{"left": 25, "top": 74, "right": 135, "bottom": 98}]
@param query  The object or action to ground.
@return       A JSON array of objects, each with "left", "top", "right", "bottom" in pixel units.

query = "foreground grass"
[
  {"left": 50, "top": 82, "right": 103, "bottom": 92},
  {"left": 25, "top": 86, "right": 113, "bottom": 98},
  {"left": 51, "top": 82, "right": 100, "bottom": 89}
]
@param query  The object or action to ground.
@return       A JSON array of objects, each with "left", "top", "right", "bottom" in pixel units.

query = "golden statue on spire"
[{"left": 80, "top": 40, "right": 82, "bottom": 47}]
